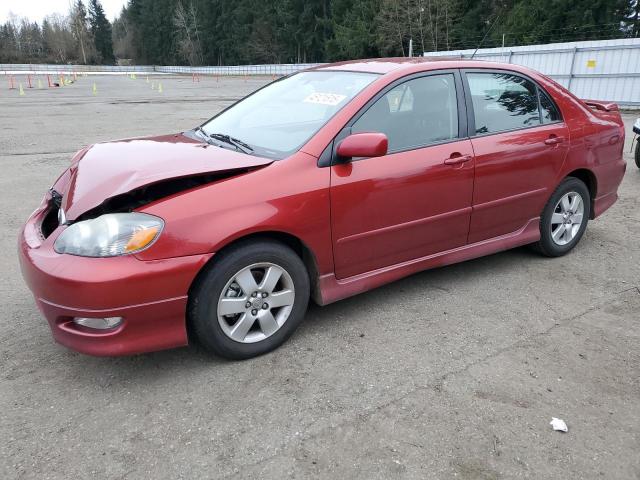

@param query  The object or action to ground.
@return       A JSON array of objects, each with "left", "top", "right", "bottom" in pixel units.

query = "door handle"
[
  {"left": 444, "top": 154, "right": 472, "bottom": 165},
  {"left": 544, "top": 136, "right": 565, "bottom": 145}
]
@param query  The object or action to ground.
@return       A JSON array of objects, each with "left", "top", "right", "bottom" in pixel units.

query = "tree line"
[
  {"left": 1, "top": 0, "right": 638, "bottom": 65},
  {"left": 1, "top": 0, "right": 113, "bottom": 64}
]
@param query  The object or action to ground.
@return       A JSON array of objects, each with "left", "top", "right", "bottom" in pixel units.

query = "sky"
[{"left": 1, "top": 0, "right": 128, "bottom": 24}]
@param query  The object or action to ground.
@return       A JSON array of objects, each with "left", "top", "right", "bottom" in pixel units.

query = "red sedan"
[{"left": 19, "top": 58, "right": 626, "bottom": 359}]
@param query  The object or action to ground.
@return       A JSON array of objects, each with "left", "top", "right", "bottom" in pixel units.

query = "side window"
[
  {"left": 352, "top": 74, "right": 459, "bottom": 152},
  {"left": 467, "top": 72, "right": 540, "bottom": 134},
  {"left": 539, "top": 89, "right": 561, "bottom": 123}
]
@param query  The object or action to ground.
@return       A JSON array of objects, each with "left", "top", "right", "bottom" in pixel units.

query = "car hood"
[{"left": 60, "top": 133, "right": 273, "bottom": 221}]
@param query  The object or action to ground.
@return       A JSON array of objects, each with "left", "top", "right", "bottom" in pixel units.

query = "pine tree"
[{"left": 89, "top": 0, "right": 114, "bottom": 63}]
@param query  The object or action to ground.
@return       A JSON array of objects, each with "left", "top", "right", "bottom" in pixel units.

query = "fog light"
[{"left": 73, "top": 316, "right": 123, "bottom": 330}]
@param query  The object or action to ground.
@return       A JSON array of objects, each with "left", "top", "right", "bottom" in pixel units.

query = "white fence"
[
  {"left": 156, "top": 63, "right": 320, "bottom": 76},
  {"left": 423, "top": 38, "right": 640, "bottom": 106},
  {"left": 0, "top": 63, "right": 319, "bottom": 76},
  {"left": 0, "top": 63, "right": 156, "bottom": 73}
]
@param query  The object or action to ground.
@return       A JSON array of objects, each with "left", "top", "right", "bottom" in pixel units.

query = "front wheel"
[
  {"left": 534, "top": 177, "right": 590, "bottom": 257},
  {"left": 189, "top": 240, "right": 310, "bottom": 359},
  {"left": 635, "top": 139, "right": 640, "bottom": 169}
]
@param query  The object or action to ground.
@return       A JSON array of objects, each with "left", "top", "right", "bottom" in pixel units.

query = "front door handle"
[
  {"left": 544, "top": 136, "right": 565, "bottom": 145},
  {"left": 444, "top": 154, "right": 473, "bottom": 166}
]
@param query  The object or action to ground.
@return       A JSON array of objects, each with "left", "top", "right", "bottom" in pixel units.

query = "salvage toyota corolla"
[{"left": 19, "top": 58, "right": 626, "bottom": 359}]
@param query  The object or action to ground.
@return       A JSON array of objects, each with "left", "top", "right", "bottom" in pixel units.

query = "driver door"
[{"left": 330, "top": 71, "right": 475, "bottom": 279}]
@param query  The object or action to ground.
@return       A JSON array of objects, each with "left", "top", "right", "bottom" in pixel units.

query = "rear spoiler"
[{"left": 583, "top": 99, "right": 620, "bottom": 112}]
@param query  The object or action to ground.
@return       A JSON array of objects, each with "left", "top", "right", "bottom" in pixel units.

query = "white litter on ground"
[{"left": 550, "top": 417, "right": 568, "bottom": 432}]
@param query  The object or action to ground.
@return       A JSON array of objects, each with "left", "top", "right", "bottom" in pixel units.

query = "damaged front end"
[
  {"left": 39, "top": 133, "right": 275, "bottom": 239},
  {"left": 74, "top": 168, "right": 256, "bottom": 222},
  {"left": 41, "top": 168, "right": 259, "bottom": 240}
]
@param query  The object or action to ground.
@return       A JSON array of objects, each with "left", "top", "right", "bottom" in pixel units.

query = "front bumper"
[{"left": 18, "top": 204, "right": 212, "bottom": 356}]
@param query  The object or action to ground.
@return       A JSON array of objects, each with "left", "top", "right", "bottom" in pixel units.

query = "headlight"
[{"left": 54, "top": 213, "right": 163, "bottom": 257}]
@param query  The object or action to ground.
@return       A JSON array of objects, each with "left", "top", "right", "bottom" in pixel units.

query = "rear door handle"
[
  {"left": 544, "top": 136, "right": 565, "bottom": 145},
  {"left": 444, "top": 154, "right": 473, "bottom": 165}
]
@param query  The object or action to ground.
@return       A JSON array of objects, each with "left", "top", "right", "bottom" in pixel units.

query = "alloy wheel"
[
  {"left": 550, "top": 191, "right": 585, "bottom": 246},
  {"left": 217, "top": 263, "right": 295, "bottom": 343}
]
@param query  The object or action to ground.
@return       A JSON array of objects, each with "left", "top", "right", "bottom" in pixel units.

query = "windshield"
[{"left": 201, "top": 71, "right": 379, "bottom": 159}]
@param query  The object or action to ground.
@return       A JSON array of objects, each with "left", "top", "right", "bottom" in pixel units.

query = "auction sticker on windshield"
[{"left": 303, "top": 92, "right": 347, "bottom": 106}]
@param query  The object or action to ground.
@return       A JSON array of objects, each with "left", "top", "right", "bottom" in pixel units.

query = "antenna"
[{"left": 470, "top": 12, "right": 502, "bottom": 59}]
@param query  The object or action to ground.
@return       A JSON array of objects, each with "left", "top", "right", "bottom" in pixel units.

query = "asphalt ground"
[{"left": 1, "top": 74, "right": 639, "bottom": 479}]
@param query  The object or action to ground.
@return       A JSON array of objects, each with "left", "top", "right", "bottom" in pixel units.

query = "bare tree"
[
  {"left": 377, "top": 0, "right": 453, "bottom": 55},
  {"left": 43, "top": 13, "right": 76, "bottom": 63},
  {"left": 248, "top": 19, "right": 285, "bottom": 63},
  {"left": 70, "top": 0, "right": 89, "bottom": 63},
  {"left": 112, "top": 12, "right": 136, "bottom": 61},
  {"left": 377, "top": 0, "right": 408, "bottom": 56},
  {"left": 173, "top": 1, "right": 203, "bottom": 66}
]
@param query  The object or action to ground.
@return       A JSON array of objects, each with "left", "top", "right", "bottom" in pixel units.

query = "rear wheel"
[
  {"left": 189, "top": 240, "right": 310, "bottom": 359},
  {"left": 534, "top": 177, "right": 590, "bottom": 257}
]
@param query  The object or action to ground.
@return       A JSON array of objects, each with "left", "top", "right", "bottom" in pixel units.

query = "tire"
[
  {"left": 534, "top": 177, "right": 591, "bottom": 257},
  {"left": 635, "top": 140, "right": 640, "bottom": 169},
  {"left": 188, "top": 240, "right": 310, "bottom": 360}
]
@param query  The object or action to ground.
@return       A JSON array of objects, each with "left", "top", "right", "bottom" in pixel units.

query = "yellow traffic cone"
[
  {"left": 151, "top": 81, "right": 156, "bottom": 90},
  {"left": 37, "top": 78, "right": 43, "bottom": 89},
  {"left": 92, "top": 82, "right": 97, "bottom": 95},
  {"left": 158, "top": 82, "right": 163, "bottom": 93},
  {"left": 146, "top": 76, "right": 149, "bottom": 83},
  {"left": 19, "top": 83, "right": 25, "bottom": 96},
  {"left": 132, "top": 73, "right": 137, "bottom": 80}
]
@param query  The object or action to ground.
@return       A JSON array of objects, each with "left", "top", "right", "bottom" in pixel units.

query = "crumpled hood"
[{"left": 60, "top": 133, "right": 273, "bottom": 220}]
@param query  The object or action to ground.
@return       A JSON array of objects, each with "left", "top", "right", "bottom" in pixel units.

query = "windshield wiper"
[
  {"left": 193, "top": 126, "right": 213, "bottom": 144},
  {"left": 208, "top": 133, "right": 254, "bottom": 154}
]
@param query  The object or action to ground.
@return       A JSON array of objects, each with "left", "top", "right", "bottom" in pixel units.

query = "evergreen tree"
[
  {"left": 89, "top": 0, "right": 114, "bottom": 63},
  {"left": 0, "top": 0, "right": 637, "bottom": 64},
  {"left": 327, "top": 0, "right": 380, "bottom": 60}
]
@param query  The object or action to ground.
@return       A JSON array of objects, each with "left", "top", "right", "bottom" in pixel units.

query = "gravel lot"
[{"left": 1, "top": 74, "right": 639, "bottom": 479}]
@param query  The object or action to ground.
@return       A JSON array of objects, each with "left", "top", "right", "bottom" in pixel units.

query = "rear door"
[
  {"left": 462, "top": 70, "right": 569, "bottom": 243},
  {"left": 329, "top": 71, "right": 475, "bottom": 279}
]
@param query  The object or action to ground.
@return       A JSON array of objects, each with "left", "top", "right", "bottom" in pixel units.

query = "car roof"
[{"left": 309, "top": 57, "right": 535, "bottom": 76}]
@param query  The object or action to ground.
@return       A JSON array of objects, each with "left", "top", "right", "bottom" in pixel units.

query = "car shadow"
[
  {"left": 298, "top": 245, "right": 544, "bottom": 333},
  {"left": 56, "top": 243, "right": 564, "bottom": 384}
]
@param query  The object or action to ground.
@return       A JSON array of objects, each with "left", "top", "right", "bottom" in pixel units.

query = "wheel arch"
[
  {"left": 565, "top": 168, "right": 597, "bottom": 219},
  {"left": 187, "top": 230, "right": 322, "bottom": 309}
]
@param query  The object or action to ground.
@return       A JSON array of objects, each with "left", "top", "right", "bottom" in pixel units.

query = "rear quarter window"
[{"left": 539, "top": 89, "right": 561, "bottom": 123}]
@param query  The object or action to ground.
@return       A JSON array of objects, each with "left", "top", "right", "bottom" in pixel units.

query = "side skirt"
[{"left": 317, "top": 218, "right": 541, "bottom": 305}]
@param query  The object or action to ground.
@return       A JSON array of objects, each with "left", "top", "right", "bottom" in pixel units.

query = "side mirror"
[{"left": 336, "top": 132, "right": 388, "bottom": 159}]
